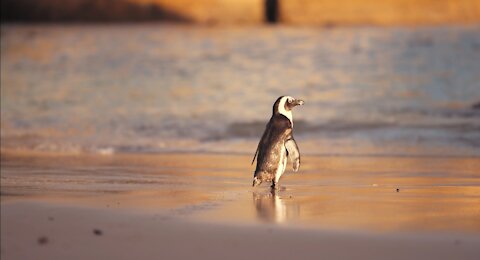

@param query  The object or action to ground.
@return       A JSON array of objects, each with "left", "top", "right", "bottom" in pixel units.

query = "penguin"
[{"left": 252, "top": 96, "right": 304, "bottom": 189}]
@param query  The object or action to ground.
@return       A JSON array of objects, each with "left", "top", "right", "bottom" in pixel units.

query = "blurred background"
[{"left": 1, "top": 0, "right": 480, "bottom": 156}]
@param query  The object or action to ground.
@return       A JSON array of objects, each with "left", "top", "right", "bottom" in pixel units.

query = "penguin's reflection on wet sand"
[{"left": 252, "top": 189, "right": 299, "bottom": 223}]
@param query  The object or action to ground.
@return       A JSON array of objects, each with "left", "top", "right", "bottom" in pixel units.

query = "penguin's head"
[{"left": 272, "top": 96, "right": 305, "bottom": 124}]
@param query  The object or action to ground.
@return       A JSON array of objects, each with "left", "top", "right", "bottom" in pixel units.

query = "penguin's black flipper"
[
  {"left": 285, "top": 138, "right": 300, "bottom": 172},
  {"left": 251, "top": 147, "right": 259, "bottom": 165}
]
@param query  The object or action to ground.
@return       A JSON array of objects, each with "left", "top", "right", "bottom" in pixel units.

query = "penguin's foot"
[{"left": 270, "top": 182, "right": 278, "bottom": 190}]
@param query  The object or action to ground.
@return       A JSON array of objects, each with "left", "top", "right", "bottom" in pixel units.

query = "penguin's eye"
[{"left": 287, "top": 98, "right": 293, "bottom": 103}]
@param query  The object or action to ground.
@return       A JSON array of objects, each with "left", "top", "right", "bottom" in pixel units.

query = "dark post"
[{"left": 265, "top": 0, "right": 278, "bottom": 23}]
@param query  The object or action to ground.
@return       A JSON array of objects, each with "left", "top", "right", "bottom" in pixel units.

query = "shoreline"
[{"left": 2, "top": 145, "right": 479, "bottom": 160}]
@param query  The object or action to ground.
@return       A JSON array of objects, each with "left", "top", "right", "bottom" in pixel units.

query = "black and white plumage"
[{"left": 252, "top": 96, "right": 304, "bottom": 189}]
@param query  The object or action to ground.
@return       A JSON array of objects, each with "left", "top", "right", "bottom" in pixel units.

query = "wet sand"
[
  {"left": 1, "top": 151, "right": 479, "bottom": 259},
  {"left": 3, "top": 202, "right": 479, "bottom": 260}
]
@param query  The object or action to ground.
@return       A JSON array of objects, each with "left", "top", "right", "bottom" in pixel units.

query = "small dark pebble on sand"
[
  {"left": 38, "top": 236, "right": 48, "bottom": 245},
  {"left": 93, "top": 229, "right": 103, "bottom": 236},
  {"left": 472, "top": 102, "right": 480, "bottom": 110},
  {"left": 396, "top": 188, "right": 400, "bottom": 192},
  {"left": 48, "top": 216, "right": 54, "bottom": 221}
]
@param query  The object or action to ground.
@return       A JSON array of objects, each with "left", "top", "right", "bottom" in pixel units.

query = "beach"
[
  {"left": 1, "top": 23, "right": 480, "bottom": 259},
  {"left": 2, "top": 151, "right": 479, "bottom": 259},
  {"left": 3, "top": 202, "right": 479, "bottom": 260}
]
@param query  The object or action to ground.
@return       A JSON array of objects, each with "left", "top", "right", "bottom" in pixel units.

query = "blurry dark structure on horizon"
[
  {"left": 265, "top": 0, "right": 279, "bottom": 23},
  {"left": 1, "top": 0, "right": 480, "bottom": 25},
  {"left": 1, "top": 0, "right": 191, "bottom": 23}
]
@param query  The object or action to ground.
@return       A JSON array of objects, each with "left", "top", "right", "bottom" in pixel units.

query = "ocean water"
[{"left": 1, "top": 24, "right": 480, "bottom": 156}]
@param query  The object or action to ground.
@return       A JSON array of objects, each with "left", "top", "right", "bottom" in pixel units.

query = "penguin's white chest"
[{"left": 274, "top": 145, "right": 288, "bottom": 183}]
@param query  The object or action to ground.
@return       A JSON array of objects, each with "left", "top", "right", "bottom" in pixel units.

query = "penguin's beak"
[
  {"left": 293, "top": 99, "right": 304, "bottom": 107},
  {"left": 286, "top": 98, "right": 304, "bottom": 110}
]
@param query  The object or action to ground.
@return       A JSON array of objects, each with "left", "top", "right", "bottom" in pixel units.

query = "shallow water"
[
  {"left": 2, "top": 153, "right": 479, "bottom": 232},
  {"left": 1, "top": 24, "right": 480, "bottom": 156}
]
